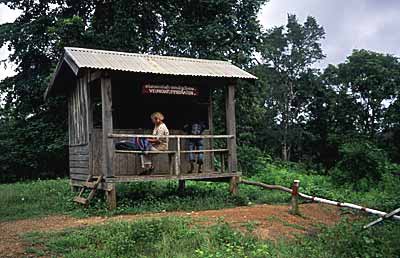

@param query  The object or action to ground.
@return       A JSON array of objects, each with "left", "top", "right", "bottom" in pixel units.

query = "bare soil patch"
[{"left": 0, "top": 203, "right": 343, "bottom": 257}]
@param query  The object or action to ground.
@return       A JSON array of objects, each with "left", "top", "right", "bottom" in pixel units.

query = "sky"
[{"left": 1, "top": 0, "right": 400, "bottom": 79}]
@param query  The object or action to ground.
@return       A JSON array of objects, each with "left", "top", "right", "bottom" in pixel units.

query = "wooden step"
[{"left": 74, "top": 196, "right": 88, "bottom": 205}]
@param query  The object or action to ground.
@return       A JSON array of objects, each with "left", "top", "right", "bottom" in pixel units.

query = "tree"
[
  {"left": 325, "top": 50, "right": 400, "bottom": 137},
  {"left": 259, "top": 14, "right": 325, "bottom": 160},
  {"left": 322, "top": 50, "right": 400, "bottom": 164}
]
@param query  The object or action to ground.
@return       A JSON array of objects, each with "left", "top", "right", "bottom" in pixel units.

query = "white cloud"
[{"left": 0, "top": 4, "right": 21, "bottom": 80}]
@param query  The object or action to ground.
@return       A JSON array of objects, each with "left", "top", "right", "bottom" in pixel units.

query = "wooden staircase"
[{"left": 74, "top": 175, "right": 103, "bottom": 205}]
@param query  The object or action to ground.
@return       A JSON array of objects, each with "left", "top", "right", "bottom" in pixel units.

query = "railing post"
[
  {"left": 175, "top": 137, "right": 181, "bottom": 176},
  {"left": 220, "top": 152, "right": 225, "bottom": 173},
  {"left": 291, "top": 180, "right": 300, "bottom": 215}
]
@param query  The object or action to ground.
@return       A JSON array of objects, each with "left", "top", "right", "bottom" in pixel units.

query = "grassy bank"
[
  {"left": 1, "top": 162, "right": 399, "bottom": 221},
  {"left": 23, "top": 216, "right": 400, "bottom": 258}
]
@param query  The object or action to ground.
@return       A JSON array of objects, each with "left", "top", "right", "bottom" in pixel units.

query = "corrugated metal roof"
[
  {"left": 64, "top": 47, "right": 257, "bottom": 79},
  {"left": 45, "top": 47, "right": 257, "bottom": 99}
]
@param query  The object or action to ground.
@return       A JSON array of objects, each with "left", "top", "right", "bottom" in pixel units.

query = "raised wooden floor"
[
  {"left": 105, "top": 172, "right": 240, "bottom": 183},
  {"left": 71, "top": 171, "right": 241, "bottom": 190}
]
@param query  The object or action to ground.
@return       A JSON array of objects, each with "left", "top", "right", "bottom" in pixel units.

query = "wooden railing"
[{"left": 108, "top": 134, "right": 234, "bottom": 175}]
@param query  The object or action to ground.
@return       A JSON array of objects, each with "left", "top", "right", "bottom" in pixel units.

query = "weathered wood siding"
[
  {"left": 91, "top": 129, "right": 214, "bottom": 176},
  {"left": 69, "top": 145, "right": 90, "bottom": 180},
  {"left": 68, "top": 75, "right": 91, "bottom": 179}
]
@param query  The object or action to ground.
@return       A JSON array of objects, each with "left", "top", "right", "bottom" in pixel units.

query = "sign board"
[{"left": 142, "top": 85, "right": 199, "bottom": 96}]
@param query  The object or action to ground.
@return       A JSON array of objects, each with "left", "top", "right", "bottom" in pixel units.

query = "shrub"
[
  {"left": 331, "top": 141, "right": 388, "bottom": 186},
  {"left": 238, "top": 145, "right": 271, "bottom": 176}
]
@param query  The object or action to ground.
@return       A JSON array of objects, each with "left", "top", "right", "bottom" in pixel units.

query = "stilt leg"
[
  {"left": 106, "top": 184, "right": 117, "bottom": 210},
  {"left": 178, "top": 180, "right": 186, "bottom": 194},
  {"left": 229, "top": 176, "right": 239, "bottom": 195}
]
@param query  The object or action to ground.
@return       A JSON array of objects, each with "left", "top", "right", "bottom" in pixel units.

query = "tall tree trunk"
[{"left": 282, "top": 81, "right": 293, "bottom": 161}]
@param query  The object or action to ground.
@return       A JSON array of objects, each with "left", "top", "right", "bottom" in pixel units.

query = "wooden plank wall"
[
  {"left": 91, "top": 128, "right": 214, "bottom": 176},
  {"left": 68, "top": 75, "right": 90, "bottom": 180}
]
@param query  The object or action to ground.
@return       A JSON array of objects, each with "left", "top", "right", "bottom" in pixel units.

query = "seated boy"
[{"left": 184, "top": 120, "right": 206, "bottom": 173}]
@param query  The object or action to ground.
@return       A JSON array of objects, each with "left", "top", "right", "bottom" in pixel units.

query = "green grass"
[
  {"left": 23, "top": 216, "right": 400, "bottom": 258},
  {"left": 0, "top": 178, "right": 289, "bottom": 222},
  {"left": 0, "top": 179, "right": 78, "bottom": 221},
  {"left": 22, "top": 217, "right": 270, "bottom": 258},
  {"left": 1, "top": 161, "right": 399, "bottom": 222}
]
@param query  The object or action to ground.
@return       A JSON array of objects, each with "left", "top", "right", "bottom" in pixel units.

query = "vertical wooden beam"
[
  {"left": 208, "top": 87, "right": 215, "bottom": 170},
  {"left": 175, "top": 137, "right": 181, "bottom": 175},
  {"left": 101, "top": 72, "right": 116, "bottom": 209},
  {"left": 225, "top": 83, "right": 238, "bottom": 173},
  {"left": 220, "top": 152, "right": 225, "bottom": 173},
  {"left": 178, "top": 180, "right": 186, "bottom": 194},
  {"left": 101, "top": 72, "right": 113, "bottom": 178},
  {"left": 229, "top": 176, "right": 239, "bottom": 195},
  {"left": 86, "top": 71, "right": 94, "bottom": 176}
]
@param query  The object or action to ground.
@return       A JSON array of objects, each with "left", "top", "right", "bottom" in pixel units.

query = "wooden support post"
[
  {"left": 225, "top": 83, "right": 238, "bottom": 173},
  {"left": 87, "top": 71, "right": 94, "bottom": 176},
  {"left": 229, "top": 176, "right": 239, "bottom": 195},
  {"left": 106, "top": 184, "right": 117, "bottom": 210},
  {"left": 291, "top": 180, "right": 300, "bottom": 215},
  {"left": 101, "top": 73, "right": 113, "bottom": 178},
  {"left": 175, "top": 137, "right": 181, "bottom": 175},
  {"left": 208, "top": 87, "right": 215, "bottom": 170},
  {"left": 178, "top": 180, "right": 186, "bottom": 194}
]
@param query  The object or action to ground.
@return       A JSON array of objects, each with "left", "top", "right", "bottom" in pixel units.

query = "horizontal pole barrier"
[
  {"left": 240, "top": 179, "right": 400, "bottom": 221},
  {"left": 108, "top": 133, "right": 234, "bottom": 139},
  {"left": 181, "top": 149, "right": 229, "bottom": 153}
]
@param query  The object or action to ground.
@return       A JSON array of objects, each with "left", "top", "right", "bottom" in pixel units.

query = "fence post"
[{"left": 291, "top": 180, "right": 300, "bottom": 215}]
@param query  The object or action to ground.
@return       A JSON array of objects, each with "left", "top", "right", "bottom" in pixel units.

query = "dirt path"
[{"left": 0, "top": 203, "right": 342, "bottom": 258}]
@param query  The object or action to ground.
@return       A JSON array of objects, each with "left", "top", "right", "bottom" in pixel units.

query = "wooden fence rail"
[
  {"left": 240, "top": 179, "right": 400, "bottom": 221},
  {"left": 108, "top": 134, "right": 234, "bottom": 139}
]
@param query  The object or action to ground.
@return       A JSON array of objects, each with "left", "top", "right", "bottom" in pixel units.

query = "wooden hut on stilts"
[{"left": 45, "top": 47, "right": 257, "bottom": 209}]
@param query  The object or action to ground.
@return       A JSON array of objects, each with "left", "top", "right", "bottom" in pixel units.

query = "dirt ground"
[{"left": 0, "top": 203, "right": 343, "bottom": 258}]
